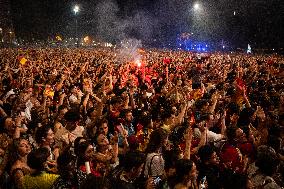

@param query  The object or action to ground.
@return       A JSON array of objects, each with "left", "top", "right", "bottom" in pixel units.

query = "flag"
[
  {"left": 56, "top": 35, "right": 62, "bottom": 41},
  {"left": 247, "top": 44, "right": 252, "bottom": 54},
  {"left": 20, "top": 57, "right": 28, "bottom": 65}
]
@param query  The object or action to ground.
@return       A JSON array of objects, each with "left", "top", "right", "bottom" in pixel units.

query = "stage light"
[
  {"left": 193, "top": 3, "right": 200, "bottom": 11},
  {"left": 73, "top": 5, "right": 79, "bottom": 14},
  {"left": 135, "top": 60, "right": 142, "bottom": 67}
]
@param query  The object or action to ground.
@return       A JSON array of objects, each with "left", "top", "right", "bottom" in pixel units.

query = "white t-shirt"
[{"left": 193, "top": 128, "right": 223, "bottom": 143}]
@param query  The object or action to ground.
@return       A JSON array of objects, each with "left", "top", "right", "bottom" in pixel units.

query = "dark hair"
[
  {"left": 96, "top": 118, "right": 108, "bottom": 127},
  {"left": 74, "top": 137, "right": 87, "bottom": 156},
  {"left": 87, "top": 107, "right": 95, "bottom": 117},
  {"left": 7, "top": 138, "right": 27, "bottom": 171},
  {"left": 81, "top": 175, "right": 109, "bottom": 189},
  {"left": 223, "top": 172, "right": 249, "bottom": 189},
  {"left": 35, "top": 125, "right": 52, "bottom": 145},
  {"left": 198, "top": 145, "right": 215, "bottom": 163},
  {"left": 58, "top": 105, "right": 68, "bottom": 112},
  {"left": 145, "top": 128, "right": 168, "bottom": 153},
  {"left": 175, "top": 159, "right": 194, "bottom": 183},
  {"left": 255, "top": 145, "right": 279, "bottom": 176},
  {"left": 227, "top": 102, "right": 240, "bottom": 115},
  {"left": 226, "top": 126, "right": 238, "bottom": 143},
  {"left": 122, "top": 151, "right": 146, "bottom": 172},
  {"left": 163, "top": 147, "right": 180, "bottom": 171},
  {"left": 237, "top": 107, "right": 256, "bottom": 127},
  {"left": 27, "top": 147, "right": 49, "bottom": 171},
  {"left": 57, "top": 148, "right": 76, "bottom": 178},
  {"left": 64, "top": 110, "right": 81, "bottom": 122},
  {"left": 74, "top": 141, "right": 92, "bottom": 166}
]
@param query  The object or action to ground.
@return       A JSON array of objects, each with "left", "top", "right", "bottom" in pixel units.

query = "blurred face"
[
  {"left": 84, "top": 144, "right": 95, "bottom": 161},
  {"left": 90, "top": 109, "right": 97, "bottom": 118},
  {"left": 236, "top": 128, "right": 245, "bottom": 139},
  {"left": 97, "top": 134, "right": 109, "bottom": 147},
  {"left": 125, "top": 112, "right": 133, "bottom": 122},
  {"left": 60, "top": 108, "right": 68, "bottom": 116},
  {"left": 99, "top": 123, "right": 108, "bottom": 135},
  {"left": 18, "top": 139, "right": 31, "bottom": 156},
  {"left": 4, "top": 118, "right": 16, "bottom": 133},
  {"left": 209, "top": 152, "right": 220, "bottom": 165},
  {"left": 44, "top": 129, "right": 55, "bottom": 146},
  {"left": 46, "top": 98, "right": 52, "bottom": 107}
]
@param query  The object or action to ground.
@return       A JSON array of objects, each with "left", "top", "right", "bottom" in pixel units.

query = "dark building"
[{"left": 0, "top": 0, "right": 14, "bottom": 45}]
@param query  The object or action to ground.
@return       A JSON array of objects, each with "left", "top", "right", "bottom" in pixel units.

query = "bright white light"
[
  {"left": 73, "top": 5, "right": 79, "bottom": 14},
  {"left": 222, "top": 45, "right": 225, "bottom": 49},
  {"left": 193, "top": 3, "right": 200, "bottom": 10},
  {"left": 233, "top": 11, "right": 236, "bottom": 16},
  {"left": 135, "top": 60, "right": 142, "bottom": 67}
]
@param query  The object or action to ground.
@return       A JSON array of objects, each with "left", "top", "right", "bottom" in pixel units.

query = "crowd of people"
[{"left": 0, "top": 47, "right": 283, "bottom": 189}]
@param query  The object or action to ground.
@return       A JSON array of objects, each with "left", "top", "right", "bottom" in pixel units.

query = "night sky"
[{"left": 10, "top": 0, "right": 284, "bottom": 48}]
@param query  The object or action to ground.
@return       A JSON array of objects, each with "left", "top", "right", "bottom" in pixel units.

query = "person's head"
[
  {"left": 70, "top": 85, "right": 78, "bottom": 94},
  {"left": 175, "top": 159, "right": 198, "bottom": 184},
  {"left": 87, "top": 107, "right": 97, "bottom": 118},
  {"left": 3, "top": 117, "right": 16, "bottom": 133},
  {"left": 57, "top": 149, "right": 76, "bottom": 178},
  {"left": 27, "top": 147, "right": 50, "bottom": 172},
  {"left": 64, "top": 110, "right": 80, "bottom": 131},
  {"left": 122, "top": 151, "right": 146, "bottom": 179},
  {"left": 35, "top": 125, "right": 54, "bottom": 147},
  {"left": 74, "top": 140, "right": 94, "bottom": 166},
  {"left": 74, "top": 137, "right": 87, "bottom": 156},
  {"left": 17, "top": 138, "right": 31, "bottom": 157},
  {"left": 237, "top": 107, "right": 256, "bottom": 127},
  {"left": 198, "top": 145, "right": 219, "bottom": 165},
  {"left": 97, "top": 119, "right": 109, "bottom": 136},
  {"left": 145, "top": 128, "right": 168, "bottom": 153},
  {"left": 255, "top": 145, "right": 280, "bottom": 176},
  {"left": 58, "top": 105, "right": 68, "bottom": 116},
  {"left": 95, "top": 134, "right": 109, "bottom": 148},
  {"left": 8, "top": 138, "right": 31, "bottom": 168},
  {"left": 226, "top": 126, "right": 245, "bottom": 143},
  {"left": 124, "top": 109, "right": 133, "bottom": 122},
  {"left": 164, "top": 148, "right": 181, "bottom": 177}
]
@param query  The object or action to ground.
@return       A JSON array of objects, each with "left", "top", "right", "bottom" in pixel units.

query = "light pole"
[{"left": 73, "top": 5, "right": 79, "bottom": 47}]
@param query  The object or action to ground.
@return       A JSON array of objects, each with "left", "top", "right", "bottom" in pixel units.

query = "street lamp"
[{"left": 73, "top": 5, "right": 79, "bottom": 47}]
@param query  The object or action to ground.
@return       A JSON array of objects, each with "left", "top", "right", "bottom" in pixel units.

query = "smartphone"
[
  {"left": 153, "top": 177, "right": 162, "bottom": 185},
  {"left": 200, "top": 176, "right": 207, "bottom": 189}
]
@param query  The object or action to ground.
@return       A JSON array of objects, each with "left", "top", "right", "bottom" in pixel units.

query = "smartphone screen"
[{"left": 153, "top": 177, "right": 162, "bottom": 185}]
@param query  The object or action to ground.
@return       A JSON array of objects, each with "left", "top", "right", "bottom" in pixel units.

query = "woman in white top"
[{"left": 144, "top": 128, "right": 169, "bottom": 179}]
